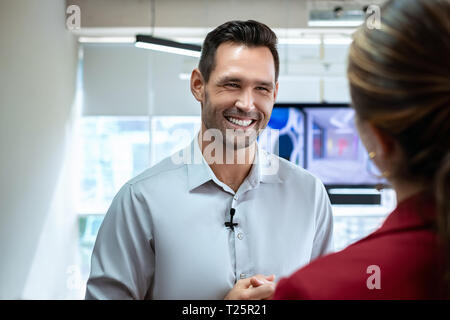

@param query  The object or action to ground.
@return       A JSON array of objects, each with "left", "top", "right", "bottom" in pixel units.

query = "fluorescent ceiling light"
[
  {"left": 278, "top": 38, "right": 322, "bottom": 45},
  {"left": 135, "top": 35, "right": 201, "bottom": 58},
  {"left": 78, "top": 37, "right": 135, "bottom": 43},
  {"left": 308, "top": 20, "right": 363, "bottom": 27},
  {"left": 172, "top": 37, "right": 204, "bottom": 44}
]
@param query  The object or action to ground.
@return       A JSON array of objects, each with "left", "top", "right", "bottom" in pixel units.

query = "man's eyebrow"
[{"left": 216, "top": 77, "right": 242, "bottom": 84}]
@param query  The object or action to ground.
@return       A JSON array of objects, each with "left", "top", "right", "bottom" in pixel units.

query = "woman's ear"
[
  {"left": 367, "top": 122, "right": 396, "bottom": 162},
  {"left": 356, "top": 116, "right": 397, "bottom": 168},
  {"left": 190, "top": 69, "right": 205, "bottom": 103}
]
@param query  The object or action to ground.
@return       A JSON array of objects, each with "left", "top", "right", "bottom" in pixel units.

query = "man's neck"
[{"left": 198, "top": 130, "right": 256, "bottom": 193}]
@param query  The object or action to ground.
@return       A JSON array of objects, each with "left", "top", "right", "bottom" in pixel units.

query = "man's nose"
[{"left": 235, "top": 89, "right": 255, "bottom": 112}]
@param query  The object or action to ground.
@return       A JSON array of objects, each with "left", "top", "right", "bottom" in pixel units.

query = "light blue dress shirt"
[{"left": 86, "top": 134, "right": 334, "bottom": 299}]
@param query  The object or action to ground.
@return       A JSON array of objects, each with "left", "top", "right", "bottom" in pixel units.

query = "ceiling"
[{"left": 68, "top": 0, "right": 386, "bottom": 36}]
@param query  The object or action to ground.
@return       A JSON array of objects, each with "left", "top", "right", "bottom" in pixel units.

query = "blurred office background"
[{"left": 0, "top": 0, "right": 392, "bottom": 299}]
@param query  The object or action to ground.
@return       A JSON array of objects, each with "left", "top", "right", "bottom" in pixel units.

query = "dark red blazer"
[{"left": 273, "top": 192, "right": 446, "bottom": 299}]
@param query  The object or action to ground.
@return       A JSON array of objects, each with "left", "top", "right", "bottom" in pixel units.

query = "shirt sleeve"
[
  {"left": 85, "top": 183, "right": 155, "bottom": 300},
  {"left": 310, "top": 179, "right": 334, "bottom": 260}
]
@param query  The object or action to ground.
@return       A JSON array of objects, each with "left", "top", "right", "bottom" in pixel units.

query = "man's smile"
[{"left": 224, "top": 115, "right": 257, "bottom": 129}]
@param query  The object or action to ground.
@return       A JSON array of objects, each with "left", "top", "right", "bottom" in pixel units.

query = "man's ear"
[
  {"left": 190, "top": 68, "right": 205, "bottom": 103},
  {"left": 273, "top": 81, "right": 279, "bottom": 101}
]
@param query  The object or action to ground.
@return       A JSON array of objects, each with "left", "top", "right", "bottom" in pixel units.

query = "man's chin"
[{"left": 224, "top": 136, "right": 257, "bottom": 151}]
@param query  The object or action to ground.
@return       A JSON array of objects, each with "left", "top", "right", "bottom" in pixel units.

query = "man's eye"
[
  {"left": 256, "top": 87, "right": 269, "bottom": 92},
  {"left": 225, "top": 83, "right": 240, "bottom": 88}
]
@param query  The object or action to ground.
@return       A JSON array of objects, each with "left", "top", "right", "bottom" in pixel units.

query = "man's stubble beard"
[{"left": 201, "top": 91, "right": 265, "bottom": 151}]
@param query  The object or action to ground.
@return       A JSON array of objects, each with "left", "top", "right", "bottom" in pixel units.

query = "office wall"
[
  {"left": 82, "top": 44, "right": 150, "bottom": 116},
  {"left": 0, "top": 0, "right": 78, "bottom": 298},
  {"left": 82, "top": 43, "right": 202, "bottom": 117},
  {"left": 81, "top": 43, "right": 350, "bottom": 118},
  {"left": 68, "top": 0, "right": 309, "bottom": 29}
]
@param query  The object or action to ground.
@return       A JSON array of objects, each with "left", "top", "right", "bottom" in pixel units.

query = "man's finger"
[
  {"left": 245, "top": 283, "right": 275, "bottom": 300},
  {"left": 250, "top": 277, "right": 265, "bottom": 287},
  {"left": 265, "top": 274, "right": 275, "bottom": 282},
  {"left": 250, "top": 274, "right": 275, "bottom": 287},
  {"left": 235, "top": 278, "right": 252, "bottom": 289}
]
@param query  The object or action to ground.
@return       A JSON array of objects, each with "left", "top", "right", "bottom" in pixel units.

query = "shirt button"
[
  {"left": 237, "top": 233, "right": 244, "bottom": 240},
  {"left": 240, "top": 273, "right": 246, "bottom": 279}
]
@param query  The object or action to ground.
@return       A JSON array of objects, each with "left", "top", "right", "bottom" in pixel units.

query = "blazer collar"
[{"left": 366, "top": 191, "right": 436, "bottom": 239}]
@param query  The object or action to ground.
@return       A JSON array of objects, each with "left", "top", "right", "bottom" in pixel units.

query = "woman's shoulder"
[{"left": 273, "top": 218, "right": 441, "bottom": 299}]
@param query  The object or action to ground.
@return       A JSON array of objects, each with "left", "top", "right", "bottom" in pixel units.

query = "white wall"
[
  {"left": 82, "top": 44, "right": 201, "bottom": 117},
  {"left": 82, "top": 44, "right": 150, "bottom": 116},
  {"left": 82, "top": 44, "right": 202, "bottom": 117},
  {"left": 0, "top": 0, "right": 78, "bottom": 299},
  {"left": 149, "top": 51, "right": 200, "bottom": 116}
]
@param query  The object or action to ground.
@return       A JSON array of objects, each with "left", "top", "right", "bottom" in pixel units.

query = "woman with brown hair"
[{"left": 273, "top": 0, "right": 450, "bottom": 299}]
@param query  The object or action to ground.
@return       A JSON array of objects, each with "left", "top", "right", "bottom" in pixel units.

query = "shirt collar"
[
  {"left": 186, "top": 132, "right": 282, "bottom": 192},
  {"left": 186, "top": 133, "right": 212, "bottom": 191}
]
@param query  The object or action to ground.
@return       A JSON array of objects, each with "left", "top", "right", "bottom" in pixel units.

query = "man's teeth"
[{"left": 227, "top": 117, "right": 253, "bottom": 127}]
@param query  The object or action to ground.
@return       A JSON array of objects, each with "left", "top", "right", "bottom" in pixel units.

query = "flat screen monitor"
[{"left": 258, "top": 103, "right": 387, "bottom": 188}]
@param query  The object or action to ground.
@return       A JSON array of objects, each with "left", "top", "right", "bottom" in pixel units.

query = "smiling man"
[{"left": 86, "top": 20, "right": 334, "bottom": 300}]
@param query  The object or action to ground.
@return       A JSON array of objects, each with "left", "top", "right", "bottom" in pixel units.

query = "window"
[
  {"left": 76, "top": 115, "right": 200, "bottom": 283},
  {"left": 76, "top": 116, "right": 149, "bottom": 283},
  {"left": 150, "top": 116, "right": 201, "bottom": 165},
  {"left": 75, "top": 116, "right": 150, "bottom": 214}
]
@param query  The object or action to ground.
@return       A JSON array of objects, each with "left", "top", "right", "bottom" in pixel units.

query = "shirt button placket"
[{"left": 232, "top": 193, "right": 249, "bottom": 283}]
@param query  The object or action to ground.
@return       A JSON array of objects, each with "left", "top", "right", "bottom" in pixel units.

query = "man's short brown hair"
[{"left": 198, "top": 20, "right": 279, "bottom": 83}]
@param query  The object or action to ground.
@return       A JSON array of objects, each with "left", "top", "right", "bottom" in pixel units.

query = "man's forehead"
[
  {"left": 215, "top": 42, "right": 273, "bottom": 62},
  {"left": 212, "top": 43, "right": 276, "bottom": 82}
]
